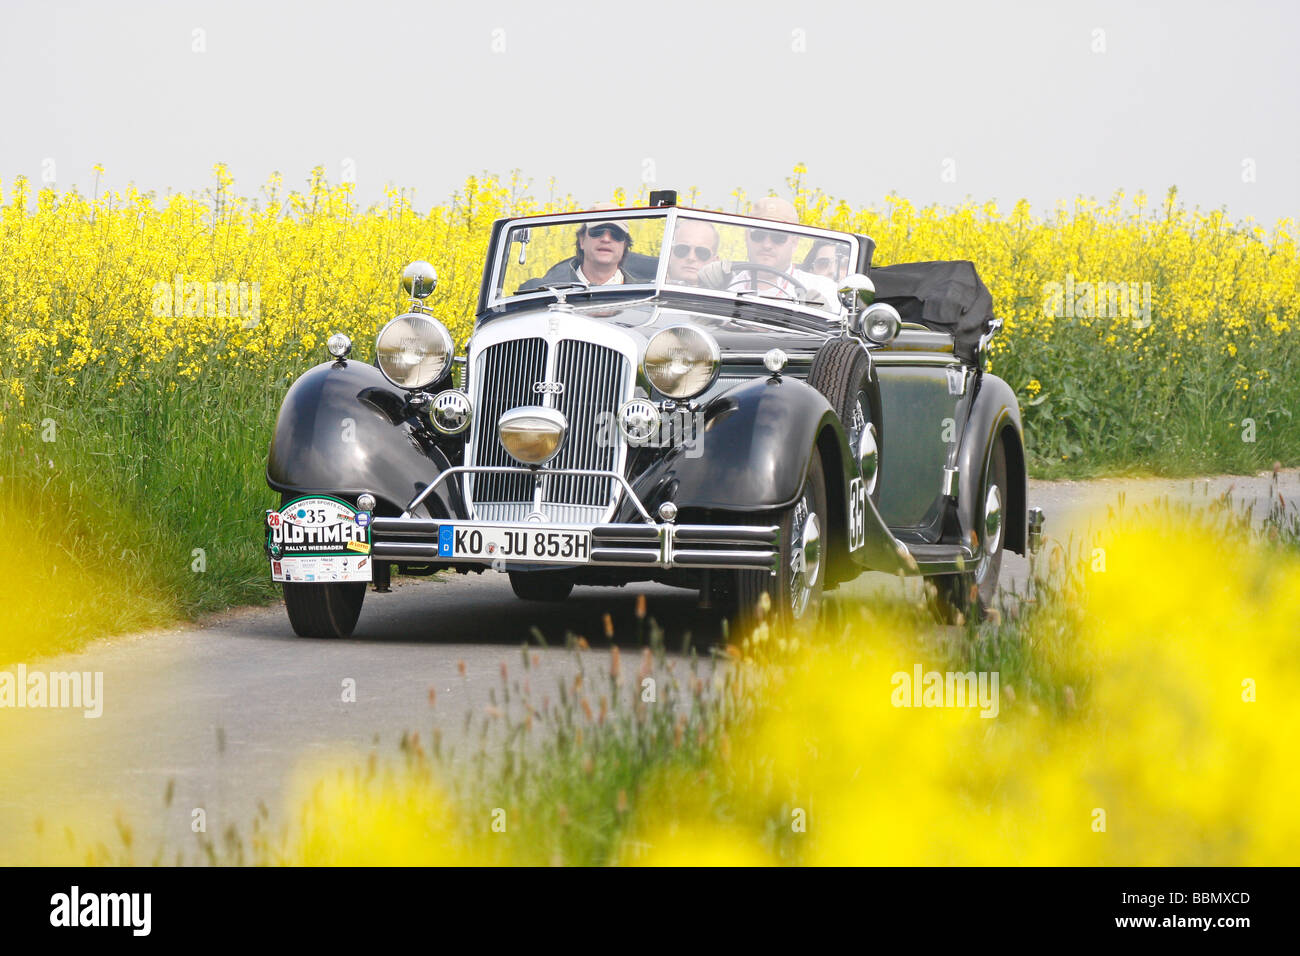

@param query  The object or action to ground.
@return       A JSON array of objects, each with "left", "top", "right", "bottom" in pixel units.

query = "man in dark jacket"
[{"left": 518, "top": 218, "right": 657, "bottom": 293}]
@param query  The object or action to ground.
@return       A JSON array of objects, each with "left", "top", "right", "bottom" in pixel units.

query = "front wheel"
[
  {"left": 729, "top": 449, "right": 828, "bottom": 639},
  {"left": 509, "top": 571, "right": 575, "bottom": 602},
  {"left": 283, "top": 581, "right": 367, "bottom": 638}
]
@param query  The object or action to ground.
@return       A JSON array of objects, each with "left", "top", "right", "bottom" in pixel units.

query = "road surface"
[{"left": 0, "top": 470, "right": 1293, "bottom": 861}]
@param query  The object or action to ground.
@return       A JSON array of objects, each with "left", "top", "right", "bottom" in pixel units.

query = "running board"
[{"left": 903, "top": 542, "right": 977, "bottom": 576}]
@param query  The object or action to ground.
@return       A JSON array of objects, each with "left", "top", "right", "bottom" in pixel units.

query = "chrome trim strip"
[
  {"left": 720, "top": 351, "right": 817, "bottom": 364},
  {"left": 871, "top": 353, "right": 966, "bottom": 367}
]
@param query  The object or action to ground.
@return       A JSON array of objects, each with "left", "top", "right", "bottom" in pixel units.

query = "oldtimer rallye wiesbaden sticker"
[{"left": 267, "top": 495, "right": 372, "bottom": 583}]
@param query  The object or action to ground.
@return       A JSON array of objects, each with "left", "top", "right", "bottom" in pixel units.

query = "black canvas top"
[{"left": 868, "top": 260, "right": 995, "bottom": 363}]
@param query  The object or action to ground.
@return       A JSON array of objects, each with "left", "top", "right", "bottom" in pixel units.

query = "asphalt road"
[{"left": 0, "top": 469, "right": 1294, "bottom": 861}]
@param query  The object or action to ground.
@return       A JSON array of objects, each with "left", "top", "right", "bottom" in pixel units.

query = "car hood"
[{"left": 474, "top": 295, "right": 835, "bottom": 359}]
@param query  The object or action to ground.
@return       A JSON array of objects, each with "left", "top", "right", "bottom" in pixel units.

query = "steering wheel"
[{"left": 708, "top": 261, "right": 813, "bottom": 302}]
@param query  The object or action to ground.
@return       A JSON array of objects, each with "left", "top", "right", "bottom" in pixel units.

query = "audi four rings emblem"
[{"left": 533, "top": 381, "right": 565, "bottom": 394}]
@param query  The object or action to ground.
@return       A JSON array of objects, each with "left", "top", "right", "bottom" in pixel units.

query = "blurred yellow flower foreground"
[{"left": 273, "top": 513, "right": 1299, "bottom": 866}]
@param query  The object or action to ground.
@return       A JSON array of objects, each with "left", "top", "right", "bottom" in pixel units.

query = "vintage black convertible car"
[{"left": 263, "top": 194, "right": 1039, "bottom": 638}]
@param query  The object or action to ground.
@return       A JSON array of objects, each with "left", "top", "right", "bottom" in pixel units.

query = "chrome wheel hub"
[
  {"left": 790, "top": 500, "right": 822, "bottom": 619},
  {"left": 858, "top": 422, "right": 878, "bottom": 496},
  {"left": 984, "top": 484, "right": 1003, "bottom": 556}
]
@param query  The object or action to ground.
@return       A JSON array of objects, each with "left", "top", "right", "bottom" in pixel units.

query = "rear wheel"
[
  {"left": 729, "top": 449, "right": 828, "bottom": 639},
  {"left": 509, "top": 571, "right": 575, "bottom": 602},
  {"left": 927, "top": 438, "right": 1007, "bottom": 625}
]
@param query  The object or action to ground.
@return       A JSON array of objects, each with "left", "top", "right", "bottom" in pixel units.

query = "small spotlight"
[
  {"left": 327, "top": 332, "right": 353, "bottom": 358},
  {"left": 763, "top": 348, "right": 788, "bottom": 374}
]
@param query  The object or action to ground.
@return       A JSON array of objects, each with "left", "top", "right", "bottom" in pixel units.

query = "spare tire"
[{"left": 806, "top": 338, "right": 881, "bottom": 502}]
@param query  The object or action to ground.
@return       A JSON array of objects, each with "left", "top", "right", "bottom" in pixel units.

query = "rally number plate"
[
  {"left": 439, "top": 524, "right": 591, "bottom": 564},
  {"left": 268, "top": 495, "right": 372, "bottom": 583}
]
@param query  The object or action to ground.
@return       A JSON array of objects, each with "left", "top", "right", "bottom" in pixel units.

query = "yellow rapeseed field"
[{"left": 3, "top": 163, "right": 1296, "bottom": 472}]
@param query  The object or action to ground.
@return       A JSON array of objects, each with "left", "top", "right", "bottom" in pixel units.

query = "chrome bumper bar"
[
  {"left": 385, "top": 464, "right": 779, "bottom": 572},
  {"left": 370, "top": 518, "right": 780, "bottom": 571}
]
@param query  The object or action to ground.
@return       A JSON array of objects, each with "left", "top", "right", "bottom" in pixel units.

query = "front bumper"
[
  {"left": 369, "top": 462, "right": 780, "bottom": 572},
  {"left": 369, "top": 518, "right": 779, "bottom": 571}
]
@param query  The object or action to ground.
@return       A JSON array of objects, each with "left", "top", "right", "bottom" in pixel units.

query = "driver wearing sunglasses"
[{"left": 521, "top": 216, "right": 635, "bottom": 292}]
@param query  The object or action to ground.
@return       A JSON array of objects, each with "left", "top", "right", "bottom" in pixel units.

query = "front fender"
[
  {"left": 623, "top": 376, "right": 839, "bottom": 517},
  {"left": 265, "top": 360, "right": 462, "bottom": 518}
]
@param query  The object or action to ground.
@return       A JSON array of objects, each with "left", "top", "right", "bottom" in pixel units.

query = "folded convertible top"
[{"left": 868, "top": 260, "right": 995, "bottom": 364}]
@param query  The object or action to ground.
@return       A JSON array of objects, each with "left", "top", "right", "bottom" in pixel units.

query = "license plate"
[{"left": 438, "top": 524, "right": 591, "bottom": 564}]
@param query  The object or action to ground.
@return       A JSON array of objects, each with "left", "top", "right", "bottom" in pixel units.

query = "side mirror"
[
  {"left": 860, "top": 302, "right": 901, "bottom": 344},
  {"left": 402, "top": 261, "right": 438, "bottom": 301},
  {"left": 838, "top": 273, "right": 875, "bottom": 310}
]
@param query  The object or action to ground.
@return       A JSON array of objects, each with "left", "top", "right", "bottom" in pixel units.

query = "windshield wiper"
[{"left": 537, "top": 280, "right": 590, "bottom": 306}]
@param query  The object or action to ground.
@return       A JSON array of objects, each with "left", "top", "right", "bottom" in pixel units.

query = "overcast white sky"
[{"left": 2, "top": 0, "right": 1297, "bottom": 224}]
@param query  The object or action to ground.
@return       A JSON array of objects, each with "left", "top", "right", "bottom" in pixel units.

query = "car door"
[{"left": 873, "top": 324, "right": 969, "bottom": 541}]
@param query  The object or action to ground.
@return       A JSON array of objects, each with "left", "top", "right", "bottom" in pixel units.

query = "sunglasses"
[
  {"left": 749, "top": 229, "right": 793, "bottom": 245},
  {"left": 812, "top": 257, "right": 840, "bottom": 271},
  {"left": 671, "top": 244, "right": 714, "bottom": 260},
  {"left": 586, "top": 224, "right": 628, "bottom": 241}
]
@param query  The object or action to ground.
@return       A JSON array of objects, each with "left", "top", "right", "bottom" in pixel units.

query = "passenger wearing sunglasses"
[
  {"left": 802, "top": 240, "right": 849, "bottom": 283},
  {"left": 665, "top": 219, "right": 720, "bottom": 286}
]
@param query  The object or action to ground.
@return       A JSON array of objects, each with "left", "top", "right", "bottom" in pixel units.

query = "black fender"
[
  {"left": 265, "top": 360, "right": 463, "bottom": 519},
  {"left": 619, "top": 375, "right": 910, "bottom": 578},
  {"left": 623, "top": 376, "right": 841, "bottom": 517},
  {"left": 955, "top": 372, "right": 1027, "bottom": 556}
]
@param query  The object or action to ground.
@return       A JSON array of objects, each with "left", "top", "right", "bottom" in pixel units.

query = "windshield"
[
  {"left": 493, "top": 212, "right": 854, "bottom": 318},
  {"left": 499, "top": 216, "right": 666, "bottom": 296}
]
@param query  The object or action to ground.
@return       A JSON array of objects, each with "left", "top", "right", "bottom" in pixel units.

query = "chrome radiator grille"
[
  {"left": 470, "top": 337, "right": 546, "bottom": 508},
  {"left": 467, "top": 335, "right": 631, "bottom": 523},
  {"left": 548, "top": 340, "right": 629, "bottom": 509}
]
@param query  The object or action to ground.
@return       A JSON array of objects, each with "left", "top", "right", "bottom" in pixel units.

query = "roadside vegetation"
[
  {"left": 1, "top": 165, "right": 1297, "bottom": 656},
  {"left": 33, "top": 485, "right": 1300, "bottom": 865}
]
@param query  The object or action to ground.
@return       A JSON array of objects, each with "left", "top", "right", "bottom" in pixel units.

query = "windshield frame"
[{"left": 483, "top": 207, "right": 861, "bottom": 322}]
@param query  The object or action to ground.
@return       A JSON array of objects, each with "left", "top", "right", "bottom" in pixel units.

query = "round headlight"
[
  {"left": 643, "top": 326, "right": 720, "bottom": 400},
  {"left": 375, "top": 312, "right": 454, "bottom": 390},
  {"left": 861, "top": 303, "right": 901, "bottom": 344}
]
